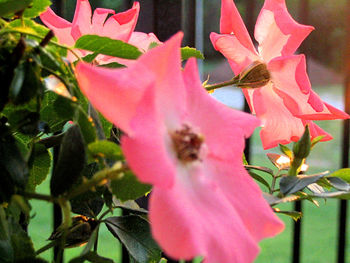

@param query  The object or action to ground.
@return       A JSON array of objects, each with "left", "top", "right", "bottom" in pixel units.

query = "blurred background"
[{"left": 32, "top": 0, "right": 349, "bottom": 262}]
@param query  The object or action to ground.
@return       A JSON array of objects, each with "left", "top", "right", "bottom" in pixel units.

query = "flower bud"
[{"left": 237, "top": 61, "right": 270, "bottom": 89}]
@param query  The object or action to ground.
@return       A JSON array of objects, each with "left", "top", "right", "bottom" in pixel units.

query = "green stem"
[
  {"left": 0, "top": 28, "right": 81, "bottom": 61},
  {"left": 19, "top": 191, "right": 57, "bottom": 203},
  {"left": 66, "top": 162, "right": 127, "bottom": 200},
  {"left": 204, "top": 75, "right": 240, "bottom": 91},
  {"left": 36, "top": 240, "right": 59, "bottom": 255},
  {"left": 270, "top": 168, "right": 283, "bottom": 195}
]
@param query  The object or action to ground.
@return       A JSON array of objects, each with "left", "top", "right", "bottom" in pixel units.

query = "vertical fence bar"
[
  {"left": 243, "top": 0, "right": 256, "bottom": 162},
  {"left": 337, "top": 1, "right": 350, "bottom": 262}
]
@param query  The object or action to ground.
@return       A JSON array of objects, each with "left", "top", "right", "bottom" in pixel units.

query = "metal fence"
[{"left": 51, "top": 0, "right": 350, "bottom": 262}]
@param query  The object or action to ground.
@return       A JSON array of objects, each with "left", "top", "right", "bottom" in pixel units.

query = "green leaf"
[
  {"left": 327, "top": 177, "right": 350, "bottom": 191},
  {"left": 181, "top": 47, "right": 204, "bottom": 60},
  {"left": 244, "top": 165, "right": 274, "bottom": 175},
  {"left": 292, "top": 125, "right": 311, "bottom": 159},
  {"left": 99, "top": 62, "right": 126, "bottom": 69},
  {"left": 0, "top": 0, "right": 33, "bottom": 17},
  {"left": 0, "top": 207, "right": 14, "bottom": 263},
  {"left": 88, "top": 140, "right": 123, "bottom": 161},
  {"left": 110, "top": 171, "right": 151, "bottom": 202},
  {"left": 82, "top": 53, "right": 98, "bottom": 63},
  {"left": 105, "top": 215, "right": 161, "bottom": 263},
  {"left": 27, "top": 144, "right": 52, "bottom": 192},
  {"left": 80, "top": 226, "right": 100, "bottom": 256},
  {"left": 274, "top": 210, "right": 302, "bottom": 221},
  {"left": 280, "top": 172, "right": 328, "bottom": 196},
  {"left": 311, "top": 135, "right": 325, "bottom": 149},
  {"left": 8, "top": 217, "right": 36, "bottom": 261},
  {"left": 70, "top": 191, "right": 104, "bottom": 218},
  {"left": 50, "top": 125, "right": 86, "bottom": 196},
  {"left": 23, "top": 0, "right": 51, "bottom": 18},
  {"left": 75, "top": 35, "right": 142, "bottom": 59},
  {"left": 311, "top": 191, "right": 350, "bottom": 199},
  {"left": 262, "top": 192, "right": 300, "bottom": 206},
  {"left": 75, "top": 107, "right": 97, "bottom": 144},
  {"left": 248, "top": 171, "right": 270, "bottom": 191},
  {"left": 329, "top": 168, "right": 350, "bottom": 183},
  {"left": 279, "top": 144, "right": 293, "bottom": 159},
  {"left": 70, "top": 251, "right": 114, "bottom": 263}
]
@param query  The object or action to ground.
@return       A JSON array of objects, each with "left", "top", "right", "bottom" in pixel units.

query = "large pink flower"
[
  {"left": 76, "top": 32, "right": 284, "bottom": 263},
  {"left": 40, "top": 0, "right": 160, "bottom": 62},
  {"left": 210, "top": 0, "right": 349, "bottom": 149}
]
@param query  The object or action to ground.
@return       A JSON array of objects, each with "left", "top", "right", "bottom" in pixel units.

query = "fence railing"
[{"left": 51, "top": 0, "right": 350, "bottom": 262}]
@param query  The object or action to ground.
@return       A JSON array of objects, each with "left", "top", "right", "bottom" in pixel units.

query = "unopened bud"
[{"left": 237, "top": 61, "right": 270, "bottom": 89}]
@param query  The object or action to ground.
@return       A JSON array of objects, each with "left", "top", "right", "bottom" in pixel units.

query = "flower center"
[{"left": 170, "top": 124, "right": 204, "bottom": 163}]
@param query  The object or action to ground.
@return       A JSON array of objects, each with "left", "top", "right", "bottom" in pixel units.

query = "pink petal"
[
  {"left": 91, "top": 8, "right": 115, "bottom": 33},
  {"left": 255, "top": 0, "right": 314, "bottom": 61},
  {"left": 102, "top": 2, "right": 140, "bottom": 41},
  {"left": 252, "top": 86, "right": 307, "bottom": 149},
  {"left": 303, "top": 120, "right": 333, "bottom": 141},
  {"left": 183, "top": 58, "right": 260, "bottom": 160},
  {"left": 128, "top": 32, "right": 162, "bottom": 52},
  {"left": 71, "top": 0, "right": 93, "bottom": 40},
  {"left": 210, "top": 32, "right": 258, "bottom": 75},
  {"left": 40, "top": 8, "right": 75, "bottom": 46},
  {"left": 150, "top": 161, "right": 283, "bottom": 262},
  {"left": 121, "top": 87, "right": 176, "bottom": 188},
  {"left": 268, "top": 55, "right": 350, "bottom": 120},
  {"left": 75, "top": 62, "right": 154, "bottom": 135},
  {"left": 220, "top": 0, "right": 256, "bottom": 54}
]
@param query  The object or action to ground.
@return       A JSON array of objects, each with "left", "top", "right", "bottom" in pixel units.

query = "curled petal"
[
  {"left": 75, "top": 62, "right": 153, "bottom": 135},
  {"left": 40, "top": 8, "right": 75, "bottom": 46},
  {"left": 71, "top": 0, "right": 93, "bottom": 40},
  {"left": 220, "top": 0, "right": 256, "bottom": 53},
  {"left": 269, "top": 55, "right": 350, "bottom": 120},
  {"left": 252, "top": 86, "right": 307, "bottom": 149},
  {"left": 255, "top": 0, "right": 314, "bottom": 61},
  {"left": 210, "top": 32, "right": 258, "bottom": 75},
  {"left": 102, "top": 2, "right": 140, "bottom": 41},
  {"left": 303, "top": 120, "right": 333, "bottom": 141},
  {"left": 91, "top": 8, "right": 115, "bottom": 33},
  {"left": 128, "top": 32, "right": 162, "bottom": 52}
]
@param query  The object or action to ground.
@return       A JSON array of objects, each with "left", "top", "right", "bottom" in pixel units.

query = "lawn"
[{"left": 28, "top": 82, "right": 349, "bottom": 262}]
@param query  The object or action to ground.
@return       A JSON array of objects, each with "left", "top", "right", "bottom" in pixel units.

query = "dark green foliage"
[
  {"left": 105, "top": 215, "right": 161, "bottom": 263},
  {"left": 50, "top": 125, "right": 86, "bottom": 196}
]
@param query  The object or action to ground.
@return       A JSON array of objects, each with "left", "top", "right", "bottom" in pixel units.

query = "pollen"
[{"left": 170, "top": 124, "right": 204, "bottom": 163}]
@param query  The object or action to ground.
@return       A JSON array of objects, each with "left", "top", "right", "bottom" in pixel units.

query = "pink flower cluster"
[{"left": 41, "top": 0, "right": 349, "bottom": 262}]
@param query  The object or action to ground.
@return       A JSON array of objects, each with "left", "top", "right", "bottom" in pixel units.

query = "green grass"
[{"left": 28, "top": 84, "right": 348, "bottom": 262}]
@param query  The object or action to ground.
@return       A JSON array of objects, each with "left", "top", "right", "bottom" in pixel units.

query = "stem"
[
  {"left": 204, "top": 75, "right": 240, "bottom": 91},
  {"left": 19, "top": 191, "right": 57, "bottom": 203},
  {"left": 270, "top": 168, "right": 282, "bottom": 194},
  {"left": 0, "top": 28, "right": 81, "bottom": 61},
  {"left": 36, "top": 240, "right": 59, "bottom": 255},
  {"left": 66, "top": 162, "right": 127, "bottom": 200},
  {"left": 55, "top": 199, "right": 72, "bottom": 263}
]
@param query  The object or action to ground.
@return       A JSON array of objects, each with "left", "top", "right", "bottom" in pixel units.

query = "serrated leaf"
[
  {"left": 248, "top": 171, "right": 270, "bottom": 191},
  {"left": 0, "top": 0, "right": 33, "bottom": 17},
  {"left": 27, "top": 144, "right": 51, "bottom": 192},
  {"left": 181, "top": 47, "right": 204, "bottom": 60},
  {"left": 88, "top": 140, "right": 123, "bottom": 161},
  {"left": 280, "top": 172, "right": 328, "bottom": 196},
  {"left": 110, "top": 171, "right": 151, "bottom": 202},
  {"left": 75, "top": 35, "right": 142, "bottom": 59},
  {"left": 329, "top": 168, "right": 350, "bottom": 183},
  {"left": 105, "top": 215, "right": 161, "bottom": 263},
  {"left": 50, "top": 125, "right": 86, "bottom": 196},
  {"left": 23, "top": 0, "right": 51, "bottom": 18}
]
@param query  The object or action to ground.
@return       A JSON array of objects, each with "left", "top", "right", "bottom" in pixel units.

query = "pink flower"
[
  {"left": 40, "top": 0, "right": 160, "bottom": 62},
  {"left": 76, "top": 32, "right": 284, "bottom": 263},
  {"left": 210, "top": 0, "right": 349, "bottom": 149}
]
